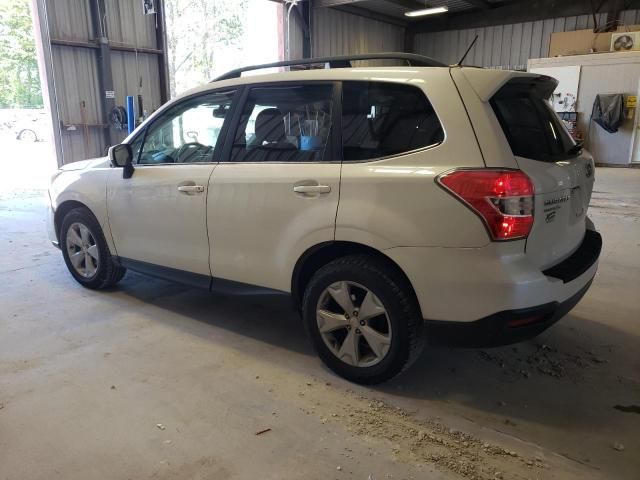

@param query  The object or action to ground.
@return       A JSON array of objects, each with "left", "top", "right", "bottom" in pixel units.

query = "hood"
[{"left": 59, "top": 156, "right": 110, "bottom": 172}]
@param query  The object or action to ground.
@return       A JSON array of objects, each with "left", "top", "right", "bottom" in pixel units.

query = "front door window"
[{"left": 137, "top": 90, "right": 236, "bottom": 165}]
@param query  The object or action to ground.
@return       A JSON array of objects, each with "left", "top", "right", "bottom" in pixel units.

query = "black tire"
[
  {"left": 302, "top": 254, "right": 424, "bottom": 384},
  {"left": 60, "top": 207, "right": 126, "bottom": 289}
]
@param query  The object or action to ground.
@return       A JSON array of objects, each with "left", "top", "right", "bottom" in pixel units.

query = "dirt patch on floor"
[
  {"left": 476, "top": 342, "right": 610, "bottom": 382},
  {"left": 344, "top": 399, "right": 545, "bottom": 480}
]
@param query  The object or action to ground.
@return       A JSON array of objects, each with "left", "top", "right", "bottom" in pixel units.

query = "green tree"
[
  {"left": 165, "top": 0, "right": 248, "bottom": 96},
  {"left": 0, "top": 0, "right": 43, "bottom": 108}
]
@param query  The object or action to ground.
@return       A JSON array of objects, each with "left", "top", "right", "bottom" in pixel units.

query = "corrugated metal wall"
[
  {"left": 415, "top": 13, "right": 614, "bottom": 69},
  {"left": 35, "top": 0, "right": 166, "bottom": 165},
  {"left": 312, "top": 8, "right": 404, "bottom": 58},
  {"left": 286, "top": 7, "right": 404, "bottom": 61},
  {"left": 285, "top": 5, "right": 306, "bottom": 60},
  {"left": 296, "top": 8, "right": 640, "bottom": 70}
]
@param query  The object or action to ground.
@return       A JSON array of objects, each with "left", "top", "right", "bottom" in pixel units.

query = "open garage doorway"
[
  {"left": 165, "top": 0, "right": 282, "bottom": 96},
  {"left": 0, "top": 0, "right": 56, "bottom": 196}
]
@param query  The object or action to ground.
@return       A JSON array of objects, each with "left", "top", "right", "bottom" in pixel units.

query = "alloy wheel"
[
  {"left": 316, "top": 281, "right": 392, "bottom": 367},
  {"left": 65, "top": 222, "right": 100, "bottom": 278}
]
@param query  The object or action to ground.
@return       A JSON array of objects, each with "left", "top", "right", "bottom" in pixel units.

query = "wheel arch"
[
  {"left": 291, "top": 241, "right": 422, "bottom": 318},
  {"left": 54, "top": 200, "right": 94, "bottom": 243}
]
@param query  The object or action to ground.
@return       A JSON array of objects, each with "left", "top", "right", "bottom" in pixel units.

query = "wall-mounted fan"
[{"left": 611, "top": 32, "right": 640, "bottom": 52}]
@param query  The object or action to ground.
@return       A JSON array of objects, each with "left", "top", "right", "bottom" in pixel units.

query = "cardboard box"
[{"left": 549, "top": 25, "right": 640, "bottom": 57}]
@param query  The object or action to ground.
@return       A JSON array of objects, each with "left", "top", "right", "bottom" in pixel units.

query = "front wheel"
[
  {"left": 60, "top": 207, "right": 126, "bottom": 289},
  {"left": 302, "top": 255, "right": 424, "bottom": 384}
]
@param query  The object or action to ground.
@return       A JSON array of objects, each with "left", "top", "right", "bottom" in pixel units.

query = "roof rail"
[{"left": 212, "top": 52, "right": 445, "bottom": 82}]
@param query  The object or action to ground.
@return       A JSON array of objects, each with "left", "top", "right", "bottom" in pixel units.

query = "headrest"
[{"left": 255, "top": 108, "right": 285, "bottom": 143}]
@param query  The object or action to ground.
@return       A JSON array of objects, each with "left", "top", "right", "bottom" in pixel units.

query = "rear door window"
[
  {"left": 491, "top": 78, "right": 577, "bottom": 162},
  {"left": 341, "top": 81, "right": 444, "bottom": 161},
  {"left": 229, "top": 84, "right": 334, "bottom": 163}
]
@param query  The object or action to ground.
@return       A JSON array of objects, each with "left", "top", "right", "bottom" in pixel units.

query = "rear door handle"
[
  {"left": 293, "top": 185, "right": 331, "bottom": 194},
  {"left": 177, "top": 185, "right": 205, "bottom": 194}
]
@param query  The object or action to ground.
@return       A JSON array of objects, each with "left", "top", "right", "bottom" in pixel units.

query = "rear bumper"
[
  {"left": 384, "top": 228, "right": 602, "bottom": 344},
  {"left": 426, "top": 277, "right": 593, "bottom": 347}
]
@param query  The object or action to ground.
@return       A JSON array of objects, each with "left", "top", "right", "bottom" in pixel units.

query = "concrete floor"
[{"left": 1, "top": 142, "right": 639, "bottom": 480}]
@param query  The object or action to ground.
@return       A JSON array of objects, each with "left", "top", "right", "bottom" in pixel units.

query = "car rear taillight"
[{"left": 437, "top": 169, "right": 535, "bottom": 241}]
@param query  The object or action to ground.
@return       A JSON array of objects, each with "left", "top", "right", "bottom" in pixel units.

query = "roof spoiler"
[
  {"left": 458, "top": 69, "right": 558, "bottom": 102},
  {"left": 213, "top": 53, "right": 445, "bottom": 82}
]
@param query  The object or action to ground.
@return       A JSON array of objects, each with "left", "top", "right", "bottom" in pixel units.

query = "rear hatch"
[{"left": 490, "top": 76, "right": 595, "bottom": 270}]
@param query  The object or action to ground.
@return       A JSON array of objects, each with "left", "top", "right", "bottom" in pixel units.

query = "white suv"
[{"left": 47, "top": 54, "right": 601, "bottom": 384}]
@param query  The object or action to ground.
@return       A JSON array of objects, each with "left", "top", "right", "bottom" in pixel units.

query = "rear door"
[
  {"left": 207, "top": 82, "right": 341, "bottom": 291},
  {"left": 489, "top": 77, "right": 595, "bottom": 270}
]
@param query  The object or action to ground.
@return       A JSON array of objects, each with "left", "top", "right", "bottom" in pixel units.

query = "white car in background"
[{"left": 47, "top": 54, "right": 601, "bottom": 384}]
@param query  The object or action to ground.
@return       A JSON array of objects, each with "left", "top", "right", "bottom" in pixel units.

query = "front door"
[
  {"left": 107, "top": 90, "right": 237, "bottom": 277},
  {"left": 208, "top": 83, "right": 341, "bottom": 291}
]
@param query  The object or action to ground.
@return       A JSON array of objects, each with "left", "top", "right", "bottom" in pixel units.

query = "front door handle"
[
  {"left": 293, "top": 185, "right": 331, "bottom": 194},
  {"left": 177, "top": 185, "right": 205, "bottom": 194}
]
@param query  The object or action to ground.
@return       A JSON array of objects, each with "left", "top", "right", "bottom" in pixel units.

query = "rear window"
[
  {"left": 342, "top": 81, "right": 444, "bottom": 161},
  {"left": 491, "top": 78, "right": 578, "bottom": 162}
]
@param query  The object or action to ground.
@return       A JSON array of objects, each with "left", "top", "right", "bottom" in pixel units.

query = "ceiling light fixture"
[{"left": 404, "top": 6, "right": 448, "bottom": 17}]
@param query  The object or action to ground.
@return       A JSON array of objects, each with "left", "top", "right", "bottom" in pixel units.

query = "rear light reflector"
[
  {"left": 507, "top": 314, "right": 547, "bottom": 328},
  {"left": 437, "top": 169, "right": 535, "bottom": 241}
]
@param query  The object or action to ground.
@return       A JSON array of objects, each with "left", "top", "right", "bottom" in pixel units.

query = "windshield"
[{"left": 490, "top": 77, "right": 577, "bottom": 162}]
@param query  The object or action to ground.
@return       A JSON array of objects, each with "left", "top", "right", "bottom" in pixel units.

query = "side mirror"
[{"left": 108, "top": 144, "right": 135, "bottom": 179}]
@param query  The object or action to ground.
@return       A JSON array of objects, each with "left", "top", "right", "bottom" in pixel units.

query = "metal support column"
[
  {"left": 89, "top": 0, "right": 116, "bottom": 148},
  {"left": 294, "top": 1, "right": 312, "bottom": 58},
  {"left": 154, "top": 0, "right": 170, "bottom": 103}
]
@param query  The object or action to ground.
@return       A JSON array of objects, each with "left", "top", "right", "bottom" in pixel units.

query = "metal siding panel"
[
  {"left": 48, "top": 0, "right": 93, "bottom": 40},
  {"left": 482, "top": 27, "right": 492, "bottom": 67},
  {"left": 501, "top": 23, "right": 512, "bottom": 68},
  {"left": 541, "top": 18, "right": 555, "bottom": 58},
  {"left": 414, "top": 11, "right": 640, "bottom": 70},
  {"left": 564, "top": 16, "right": 577, "bottom": 31},
  {"left": 491, "top": 25, "right": 503, "bottom": 67},
  {"left": 530, "top": 20, "right": 543, "bottom": 59},
  {"left": 106, "top": 0, "right": 157, "bottom": 48},
  {"left": 51, "top": 46, "right": 102, "bottom": 126},
  {"left": 597, "top": 13, "right": 608, "bottom": 28},
  {"left": 51, "top": 45, "right": 106, "bottom": 162},
  {"left": 576, "top": 14, "right": 589, "bottom": 30},
  {"left": 510, "top": 23, "right": 523, "bottom": 69},
  {"left": 110, "top": 51, "right": 162, "bottom": 115},
  {"left": 472, "top": 28, "right": 483, "bottom": 66},
  {"left": 42, "top": 0, "right": 166, "bottom": 164},
  {"left": 520, "top": 21, "right": 532, "bottom": 66},
  {"left": 311, "top": 8, "right": 403, "bottom": 61},
  {"left": 621, "top": 10, "right": 635, "bottom": 25},
  {"left": 553, "top": 17, "right": 566, "bottom": 32}
]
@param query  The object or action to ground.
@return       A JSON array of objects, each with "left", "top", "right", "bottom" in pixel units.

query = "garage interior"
[{"left": 1, "top": 0, "right": 639, "bottom": 479}]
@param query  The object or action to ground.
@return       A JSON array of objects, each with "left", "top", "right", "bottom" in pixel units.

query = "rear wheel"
[
  {"left": 302, "top": 255, "right": 424, "bottom": 384},
  {"left": 60, "top": 207, "right": 126, "bottom": 289}
]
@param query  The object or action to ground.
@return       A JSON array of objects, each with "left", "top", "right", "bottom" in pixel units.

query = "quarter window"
[
  {"left": 230, "top": 84, "right": 334, "bottom": 162},
  {"left": 341, "top": 81, "right": 444, "bottom": 161},
  {"left": 137, "top": 90, "right": 235, "bottom": 164}
]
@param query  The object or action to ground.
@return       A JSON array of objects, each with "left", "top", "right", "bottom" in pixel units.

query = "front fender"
[{"left": 49, "top": 165, "right": 115, "bottom": 254}]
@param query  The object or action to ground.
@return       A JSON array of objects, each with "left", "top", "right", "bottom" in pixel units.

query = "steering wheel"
[{"left": 176, "top": 142, "right": 208, "bottom": 163}]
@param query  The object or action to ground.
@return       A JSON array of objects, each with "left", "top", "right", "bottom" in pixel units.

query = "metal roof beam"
[
  {"left": 314, "top": 0, "right": 369, "bottom": 6},
  {"left": 332, "top": 5, "right": 408, "bottom": 26},
  {"left": 407, "top": 0, "right": 640, "bottom": 33},
  {"left": 460, "top": 0, "right": 492, "bottom": 9},
  {"left": 315, "top": 0, "right": 426, "bottom": 10}
]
